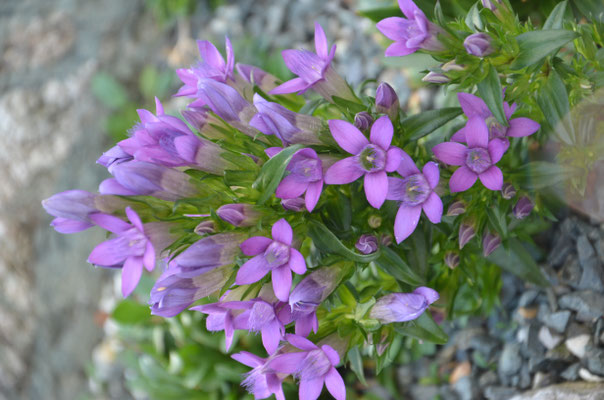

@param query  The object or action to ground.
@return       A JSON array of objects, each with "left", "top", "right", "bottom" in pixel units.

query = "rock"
[
  {"left": 593, "top": 318, "right": 604, "bottom": 345},
  {"left": 499, "top": 343, "right": 522, "bottom": 377},
  {"left": 449, "top": 361, "right": 472, "bottom": 385},
  {"left": 485, "top": 386, "right": 519, "bottom": 400},
  {"left": 409, "top": 385, "right": 440, "bottom": 400},
  {"left": 524, "top": 323, "right": 545, "bottom": 357},
  {"left": 565, "top": 334, "right": 592, "bottom": 358},
  {"left": 578, "top": 368, "right": 604, "bottom": 383},
  {"left": 559, "top": 291, "right": 604, "bottom": 322},
  {"left": 510, "top": 382, "right": 604, "bottom": 399},
  {"left": 453, "top": 376, "right": 478, "bottom": 400},
  {"left": 539, "top": 326, "right": 563, "bottom": 350},
  {"left": 479, "top": 370, "right": 498, "bottom": 388},
  {"left": 532, "top": 372, "right": 556, "bottom": 389},
  {"left": 561, "top": 363, "right": 581, "bottom": 381},
  {"left": 576, "top": 235, "right": 604, "bottom": 292},
  {"left": 519, "top": 290, "right": 540, "bottom": 307},
  {"left": 518, "top": 307, "right": 539, "bottom": 320},
  {"left": 586, "top": 349, "right": 604, "bottom": 376},
  {"left": 558, "top": 257, "right": 583, "bottom": 288},
  {"left": 519, "top": 364, "right": 531, "bottom": 390},
  {"left": 541, "top": 310, "right": 571, "bottom": 334},
  {"left": 469, "top": 334, "right": 500, "bottom": 359}
]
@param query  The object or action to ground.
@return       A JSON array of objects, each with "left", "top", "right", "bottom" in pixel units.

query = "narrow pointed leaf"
[
  {"left": 403, "top": 107, "right": 463, "bottom": 141},
  {"left": 373, "top": 247, "right": 424, "bottom": 286},
  {"left": 394, "top": 312, "right": 448, "bottom": 344},
  {"left": 477, "top": 64, "right": 506, "bottom": 125},
  {"left": 487, "top": 238, "right": 550, "bottom": 286},
  {"left": 253, "top": 144, "right": 304, "bottom": 204},
  {"left": 511, "top": 30, "right": 578, "bottom": 70},
  {"left": 307, "top": 220, "right": 380, "bottom": 263},
  {"left": 543, "top": 1, "right": 568, "bottom": 30}
]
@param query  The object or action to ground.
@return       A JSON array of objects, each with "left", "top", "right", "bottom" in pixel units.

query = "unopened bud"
[
  {"left": 216, "top": 203, "right": 261, "bottom": 227},
  {"left": 501, "top": 183, "right": 516, "bottom": 200},
  {"left": 482, "top": 231, "right": 501, "bottom": 257},
  {"left": 447, "top": 201, "right": 466, "bottom": 216},
  {"left": 444, "top": 252, "right": 460, "bottom": 269},
  {"left": 281, "top": 197, "right": 306, "bottom": 212},
  {"left": 375, "top": 82, "right": 400, "bottom": 120},
  {"left": 194, "top": 220, "right": 216, "bottom": 236},
  {"left": 459, "top": 222, "right": 476, "bottom": 249},
  {"left": 464, "top": 33, "right": 495, "bottom": 57},
  {"left": 353, "top": 112, "right": 374, "bottom": 131},
  {"left": 422, "top": 71, "right": 450, "bottom": 84},
  {"left": 368, "top": 215, "right": 382, "bottom": 228},
  {"left": 513, "top": 196, "right": 534, "bottom": 219},
  {"left": 355, "top": 235, "right": 379, "bottom": 255}
]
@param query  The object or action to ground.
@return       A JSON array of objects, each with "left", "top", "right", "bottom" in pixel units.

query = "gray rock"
[
  {"left": 453, "top": 376, "right": 477, "bottom": 400},
  {"left": 519, "top": 364, "right": 531, "bottom": 390},
  {"left": 409, "top": 385, "right": 440, "bottom": 400},
  {"left": 586, "top": 348, "right": 604, "bottom": 376},
  {"left": 479, "top": 370, "right": 499, "bottom": 388},
  {"left": 538, "top": 326, "right": 563, "bottom": 350},
  {"left": 485, "top": 386, "right": 519, "bottom": 400},
  {"left": 510, "top": 382, "right": 604, "bottom": 399},
  {"left": 469, "top": 334, "right": 500, "bottom": 359},
  {"left": 519, "top": 290, "right": 540, "bottom": 307},
  {"left": 561, "top": 363, "right": 581, "bottom": 381},
  {"left": 558, "top": 257, "right": 583, "bottom": 288},
  {"left": 541, "top": 310, "right": 571, "bottom": 334},
  {"left": 499, "top": 343, "right": 522, "bottom": 377},
  {"left": 593, "top": 317, "right": 604, "bottom": 345},
  {"left": 565, "top": 334, "right": 591, "bottom": 358},
  {"left": 577, "top": 235, "right": 604, "bottom": 291},
  {"left": 559, "top": 291, "right": 604, "bottom": 322}
]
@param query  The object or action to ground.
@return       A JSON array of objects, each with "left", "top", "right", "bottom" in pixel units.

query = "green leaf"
[
  {"left": 486, "top": 207, "right": 507, "bottom": 238},
  {"left": 252, "top": 144, "right": 303, "bottom": 204},
  {"left": 477, "top": 64, "right": 506, "bottom": 125},
  {"left": 536, "top": 70, "right": 574, "bottom": 144},
  {"left": 331, "top": 95, "right": 365, "bottom": 114},
  {"left": 299, "top": 98, "right": 327, "bottom": 115},
  {"left": 487, "top": 238, "right": 550, "bottom": 286},
  {"left": 373, "top": 247, "right": 424, "bottom": 286},
  {"left": 465, "top": 2, "right": 484, "bottom": 31},
  {"left": 514, "top": 161, "right": 577, "bottom": 190},
  {"left": 347, "top": 347, "right": 367, "bottom": 386},
  {"left": 91, "top": 72, "right": 129, "bottom": 109},
  {"left": 112, "top": 299, "right": 152, "bottom": 325},
  {"left": 307, "top": 220, "right": 380, "bottom": 263},
  {"left": 512, "top": 29, "right": 579, "bottom": 70},
  {"left": 357, "top": 6, "right": 404, "bottom": 23},
  {"left": 403, "top": 107, "right": 463, "bottom": 141},
  {"left": 394, "top": 312, "right": 448, "bottom": 344},
  {"left": 543, "top": 1, "right": 568, "bottom": 30}
]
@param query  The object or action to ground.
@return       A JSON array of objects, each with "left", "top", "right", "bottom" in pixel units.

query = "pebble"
[
  {"left": 449, "top": 361, "right": 471, "bottom": 385},
  {"left": 499, "top": 343, "right": 522, "bottom": 377},
  {"left": 576, "top": 235, "right": 604, "bottom": 292},
  {"left": 565, "top": 334, "right": 591, "bottom": 358},
  {"left": 538, "top": 326, "right": 563, "bottom": 350},
  {"left": 484, "top": 386, "right": 519, "bottom": 400},
  {"left": 559, "top": 291, "right": 604, "bottom": 322},
  {"left": 560, "top": 363, "right": 580, "bottom": 381},
  {"left": 585, "top": 348, "right": 604, "bottom": 376},
  {"left": 469, "top": 334, "right": 500, "bottom": 359},
  {"left": 578, "top": 368, "right": 604, "bottom": 382},
  {"left": 540, "top": 310, "right": 571, "bottom": 333}
]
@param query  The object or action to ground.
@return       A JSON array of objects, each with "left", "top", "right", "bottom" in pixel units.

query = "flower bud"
[
  {"left": 281, "top": 197, "right": 306, "bottom": 212},
  {"left": 464, "top": 33, "right": 495, "bottom": 57},
  {"left": 501, "top": 183, "right": 516, "bottom": 200},
  {"left": 482, "top": 231, "right": 501, "bottom": 257},
  {"left": 422, "top": 72, "right": 450, "bottom": 84},
  {"left": 194, "top": 220, "right": 216, "bottom": 236},
  {"left": 513, "top": 196, "right": 534, "bottom": 219},
  {"left": 216, "top": 204, "right": 261, "bottom": 227},
  {"left": 370, "top": 287, "right": 439, "bottom": 324},
  {"left": 355, "top": 234, "right": 379, "bottom": 255},
  {"left": 353, "top": 111, "right": 374, "bottom": 131},
  {"left": 375, "top": 82, "right": 400, "bottom": 120},
  {"left": 380, "top": 234, "right": 393, "bottom": 247},
  {"left": 447, "top": 200, "right": 466, "bottom": 216},
  {"left": 368, "top": 215, "right": 382, "bottom": 229},
  {"left": 444, "top": 252, "right": 460, "bottom": 269},
  {"left": 459, "top": 222, "right": 476, "bottom": 249},
  {"left": 481, "top": 0, "right": 500, "bottom": 10},
  {"left": 442, "top": 61, "right": 466, "bottom": 72}
]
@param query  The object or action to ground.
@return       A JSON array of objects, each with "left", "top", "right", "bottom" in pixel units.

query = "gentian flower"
[
  {"left": 269, "top": 23, "right": 355, "bottom": 102},
  {"left": 353, "top": 112, "right": 373, "bottom": 131},
  {"left": 376, "top": 0, "right": 446, "bottom": 57},
  {"left": 482, "top": 231, "right": 501, "bottom": 256},
  {"left": 451, "top": 92, "right": 540, "bottom": 142},
  {"left": 275, "top": 148, "right": 324, "bottom": 212},
  {"left": 444, "top": 252, "right": 460, "bottom": 269},
  {"left": 375, "top": 82, "right": 400, "bottom": 120},
  {"left": 190, "top": 298, "right": 240, "bottom": 350},
  {"left": 355, "top": 234, "right": 379, "bottom": 254},
  {"left": 501, "top": 182, "right": 517, "bottom": 199},
  {"left": 87, "top": 207, "right": 155, "bottom": 297},
  {"left": 369, "top": 286, "right": 439, "bottom": 323},
  {"left": 269, "top": 334, "right": 346, "bottom": 400},
  {"left": 458, "top": 221, "right": 476, "bottom": 249},
  {"left": 232, "top": 351, "right": 285, "bottom": 400},
  {"left": 513, "top": 196, "right": 534, "bottom": 219},
  {"left": 464, "top": 33, "right": 495, "bottom": 57},
  {"left": 236, "top": 219, "right": 307, "bottom": 301},
  {"left": 217, "top": 204, "right": 261, "bottom": 227},
  {"left": 386, "top": 155, "right": 442, "bottom": 243},
  {"left": 236, "top": 63, "right": 280, "bottom": 94},
  {"left": 175, "top": 38, "right": 234, "bottom": 97},
  {"left": 42, "top": 190, "right": 98, "bottom": 233},
  {"left": 324, "top": 116, "right": 402, "bottom": 209},
  {"left": 433, "top": 117, "right": 508, "bottom": 192},
  {"left": 97, "top": 145, "right": 132, "bottom": 172}
]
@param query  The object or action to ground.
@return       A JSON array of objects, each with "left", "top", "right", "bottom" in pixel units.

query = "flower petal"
[
  {"left": 304, "top": 181, "right": 323, "bottom": 212},
  {"left": 506, "top": 117, "right": 540, "bottom": 137},
  {"left": 269, "top": 352, "right": 307, "bottom": 374},
  {"left": 394, "top": 204, "right": 422, "bottom": 243},
  {"left": 197, "top": 40, "right": 225, "bottom": 72},
  {"left": 385, "top": 147, "right": 403, "bottom": 172},
  {"left": 51, "top": 218, "right": 94, "bottom": 234},
  {"left": 321, "top": 345, "right": 340, "bottom": 366},
  {"left": 398, "top": 0, "right": 423, "bottom": 19},
  {"left": 465, "top": 116, "right": 489, "bottom": 148},
  {"left": 125, "top": 207, "right": 144, "bottom": 231},
  {"left": 285, "top": 333, "right": 319, "bottom": 350},
  {"left": 422, "top": 192, "right": 443, "bottom": 224},
  {"left": 121, "top": 256, "right": 143, "bottom": 297},
  {"left": 364, "top": 171, "right": 388, "bottom": 209},
  {"left": 272, "top": 265, "right": 292, "bottom": 302},
  {"left": 143, "top": 241, "right": 155, "bottom": 272},
  {"left": 370, "top": 115, "right": 393, "bottom": 150},
  {"left": 457, "top": 92, "right": 489, "bottom": 119},
  {"left": 385, "top": 41, "right": 417, "bottom": 57},
  {"left": 432, "top": 142, "right": 467, "bottom": 166},
  {"left": 240, "top": 236, "right": 272, "bottom": 256},
  {"left": 272, "top": 218, "right": 293, "bottom": 245},
  {"left": 299, "top": 377, "right": 324, "bottom": 400},
  {"left": 450, "top": 166, "right": 478, "bottom": 192},
  {"left": 395, "top": 150, "right": 420, "bottom": 176},
  {"left": 422, "top": 162, "right": 439, "bottom": 189},
  {"left": 231, "top": 351, "right": 264, "bottom": 368},
  {"left": 450, "top": 127, "right": 466, "bottom": 143},
  {"left": 261, "top": 320, "right": 283, "bottom": 355},
  {"left": 487, "top": 138, "right": 509, "bottom": 164},
  {"left": 328, "top": 119, "right": 369, "bottom": 154},
  {"left": 288, "top": 248, "right": 307, "bottom": 275},
  {"left": 314, "top": 22, "right": 328, "bottom": 59},
  {"left": 324, "top": 157, "right": 364, "bottom": 185},
  {"left": 413, "top": 286, "right": 439, "bottom": 304},
  {"left": 325, "top": 367, "right": 346, "bottom": 400},
  {"left": 88, "top": 237, "right": 129, "bottom": 266},
  {"left": 236, "top": 255, "right": 270, "bottom": 285},
  {"left": 276, "top": 174, "right": 308, "bottom": 199},
  {"left": 269, "top": 77, "right": 308, "bottom": 95},
  {"left": 88, "top": 213, "right": 131, "bottom": 234},
  {"left": 376, "top": 17, "right": 407, "bottom": 41},
  {"left": 479, "top": 166, "right": 503, "bottom": 191}
]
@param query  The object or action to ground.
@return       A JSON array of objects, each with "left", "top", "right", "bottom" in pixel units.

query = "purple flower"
[
  {"left": 249, "top": 94, "right": 323, "bottom": 145},
  {"left": 355, "top": 234, "right": 379, "bottom": 254},
  {"left": 281, "top": 197, "right": 306, "bottom": 212},
  {"left": 481, "top": 0, "right": 502, "bottom": 11},
  {"left": 375, "top": 82, "right": 400, "bottom": 120},
  {"left": 386, "top": 156, "right": 442, "bottom": 243},
  {"left": 236, "top": 219, "right": 307, "bottom": 302},
  {"left": 97, "top": 145, "right": 133, "bottom": 172},
  {"left": 194, "top": 78, "right": 255, "bottom": 124},
  {"left": 451, "top": 92, "right": 540, "bottom": 142},
  {"left": 194, "top": 220, "right": 216, "bottom": 235},
  {"left": 269, "top": 23, "right": 355, "bottom": 102},
  {"left": 87, "top": 207, "right": 154, "bottom": 297},
  {"left": 149, "top": 264, "right": 233, "bottom": 317},
  {"left": 369, "top": 286, "right": 439, "bottom": 323},
  {"left": 482, "top": 231, "right": 501, "bottom": 256},
  {"left": 42, "top": 190, "right": 98, "bottom": 233},
  {"left": 235, "top": 63, "right": 280, "bottom": 94},
  {"left": 513, "top": 196, "right": 534, "bottom": 219},
  {"left": 422, "top": 71, "right": 450, "bottom": 84},
  {"left": 217, "top": 204, "right": 261, "bottom": 227},
  {"left": 433, "top": 117, "right": 508, "bottom": 192},
  {"left": 232, "top": 351, "right": 285, "bottom": 400},
  {"left": 458, "top": 222, "right": 476, "bottom": 249},
  {"left": 501, "top": 183, "right": 516, "bottom": 199},
  {"left": 275, "top": 148, "right": 324, "bottom": 212},
  {"left": 376, "top": 0, "right": 446, "bottom": 57},
  {"left": 286, "top": 266, "right": 342, "bottom": 337},
  {"left": 353, "top": 112, "right": 374, "bottom": 131},
  {"left": 269, "top": 334, "right": 346, "bottom": 400},
  {"left": 444, "top": 252, "right": 459, "bottom": 269},
  {"left": 175, "top": 38, "right": 234, "bottom": 97},
  {"left": 464, "top": 33, "right": 495, "bottom": 57},
  {"left": 324, "top": 116, "right": 402, "bottom": 209},
  {"left": 446, "top": 200, "right": 466, "bottom": 216}
]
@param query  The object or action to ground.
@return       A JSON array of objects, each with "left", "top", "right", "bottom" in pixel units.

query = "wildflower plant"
[{"left": 44, "top": 0, "right": 603, "bottom": 398}]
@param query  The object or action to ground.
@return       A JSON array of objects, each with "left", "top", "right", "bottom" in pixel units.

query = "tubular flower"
[
  {"left": 355, "top": 234, "right": 379, "bottom": 254},
  {"left": 433, "top": 116, "right": 509, "bottom": 192},
  {"left": 375, "top": 82, "right": 400, "bottom": 120},
  {"left": 325, "top": 116, "right": 402, "bottom": 209},
  {"left": 87, "top": 207, "right": 155, "bottom": 297},
  {"left": 464, "top": 33, "right": 495, "bottom": 57},
  {"left": 275, "top": 148, "right": 324, "bottom": 212},
  {"left": 236, "top": 219, "right": 307, "bottom": 301},
  {"left": 217, "top": 203, "right": 261, "bottom": 227},
  {"left": 513, "top": 196, "right": 534, "bottom": 219},
  {"left": 386, "top": 155, "right": 442, "bottom": 243},
  {"left": 376, "top": 0, "right": 447, "bottom": 57},
  {"left": 269, "top": 334, "right": 346, "bottom": 400},
  {"left": 42, "top": 190, "right": 98, "bottom": 233},
  {"left": 232, "top": 351, "right": 285, "bottom": 400},
  {"left": 370, "top": 286, "right": 439, "bottom": 323},
  {"left": 269, "top": 23, "right": 355, "bottom": 102},
  {"left": 451, "top": 92, "right": 540, "bottom": 142}
]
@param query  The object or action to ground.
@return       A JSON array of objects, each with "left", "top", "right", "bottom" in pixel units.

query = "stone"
[
  {"left": 409, "top": 385, "right": 440, "bottom": 400},
  {"left": 558, "top": 257, "right": 583, "bottom": 288},
  {"left": 453, "top": 376, "right": 477, "bottom": 400},
  {"left": 469, "top": 334, "right": 500, "bottom": 359},
  {"left": 578, "top": 368, "right": 604, "bottom": 383},
  {"left": 559, "top": 291, "right": 604, "bottom": 322},
  {"left": 560, "top": 363, "right": 580, "bottom": 381},
  {"left": 479, "top": 370, "right": 498, "bottom": 388},
  {"left": 593, "top": 317, "right": 604, "bottom": 345},
  {"left": 565, "top": 334, "right": 592, "bottom": 358},
  {"left": 541, "top": 310, "right": 571, "bottom": 334},
  {"left": 576, "top": 235, "right": 604, "bottom": 292},
  {"left": 449, "top": 361, "right": 471, "bottom": 385},
  {"left": 499, "top": 343, "right": 522, "bottom": 377},
  {"left": 518, "top": 307, "right": 539, "bottom": 320},
  {"left": 519, "top": 364, "right": 531, "bottom": 390},
  {"left": 518, "top": 290, "right": 540, "bottom": 307},
  {"left": 509, "top": 382, "right": 604, "bottom": 399},
  {"left": 586, "top": 349, "right": 604, "bottom": 376},
  {"left": 532, "top": 372, "right": 556, "bottom": 389},
  {"left": 539, "top": 326, "right": 563, "bottom": 350},
  {"left": 485, "top": 386, "right": 519, "bottom": 400}
]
